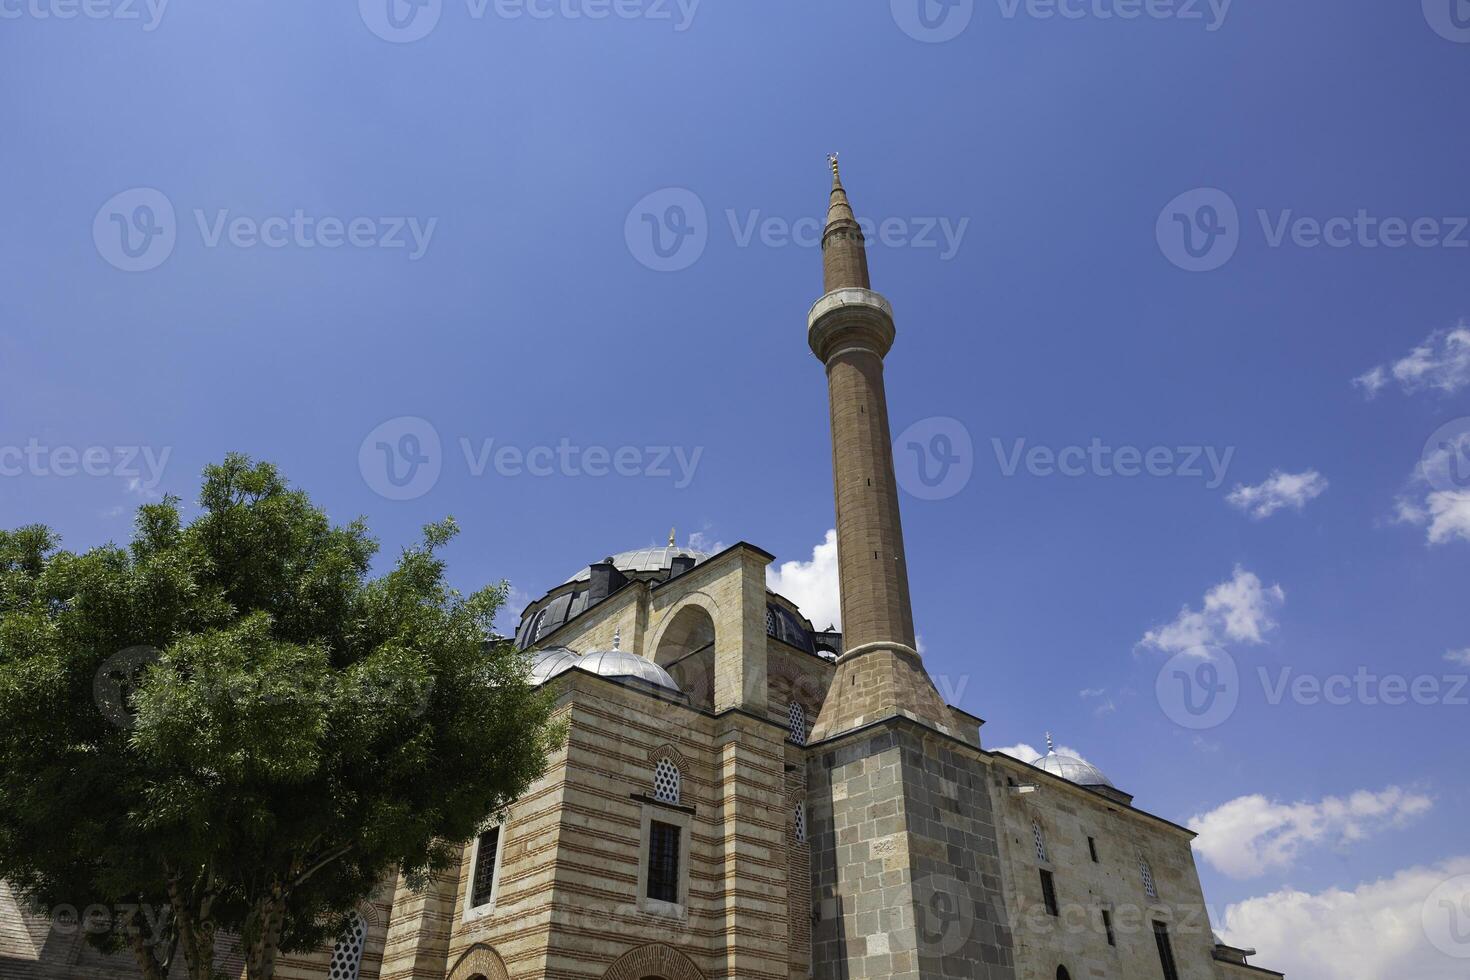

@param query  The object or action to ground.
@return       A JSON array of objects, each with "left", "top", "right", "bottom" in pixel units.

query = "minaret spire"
[
  {"left": 821, "top": 152, "right": 871, "bottom": 292},
  {"left": 807, "top": 159, "right": 953, "bottom": 742}
]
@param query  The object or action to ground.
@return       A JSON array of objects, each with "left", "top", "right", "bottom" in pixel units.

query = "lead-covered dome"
[
  {"left": 1035, "top": 742, "right": 1115, "bottom": 789},
  {"left": 564, "top": 545, "right": 710, "bottom": 584},
  {"left": 529, "top": 647, "right": 579, "bottom": 686},
  {"left": 576, "top": 648, "right": 682, "bottom": 692}
]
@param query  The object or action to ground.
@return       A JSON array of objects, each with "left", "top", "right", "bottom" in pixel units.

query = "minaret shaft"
[{"left": 825, "top": 348, "right": 916, "bottom": 651}]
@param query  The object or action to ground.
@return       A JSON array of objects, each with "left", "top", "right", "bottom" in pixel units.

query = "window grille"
[
  {"left": 794, "top": 803, "right": 807, "bottom": 843},
  {"left": 787, "top": 701, "right": 808, "bottom": 745},
  {"left": 326, "top": 912, "right": 366, "bottom": 980},
  {"left": 653, "top": 758, "right": 681, "bottom": 805},
  {"left": 1140, "top": 857, "right": 1157, "bottom": 899},
  {"left": 1032, "top": 821, "right": 1048, "bottom": 863},
  {"left": 470, "top": 827, "right": 501, "bottom": 908}
]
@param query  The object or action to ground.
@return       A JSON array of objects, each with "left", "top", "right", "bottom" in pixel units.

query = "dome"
[
  {"left": 1035, "top": 746, "right": 1115, "bottom": 789},
  {"left": 576, "top": 648, "right": 682, "bottom": 693},
  {"left": 564, "top": 545, "right": 711, "bottom": 584},
  {"left": 528, "top": 647, "right": 579, "bottom": 686}
]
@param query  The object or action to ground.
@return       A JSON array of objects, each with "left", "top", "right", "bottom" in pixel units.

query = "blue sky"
[{"left": 2, "top": 0, "right": 1468, "bottom": 974}]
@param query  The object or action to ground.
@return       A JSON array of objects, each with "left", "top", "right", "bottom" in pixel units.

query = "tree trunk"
[
  {"left": 244, "top": 887, "right": 287, "bottom": 980},
  {"left": 126, "top": 932, "right": 166, "bottom": 980}
]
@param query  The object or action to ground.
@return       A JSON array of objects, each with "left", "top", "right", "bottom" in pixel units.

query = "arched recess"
[
  {"left": 1056, "top": 967, "right": 1073, "bottom": 980},
  {"left": 651, "top": 600, "right": 718, "bottom": 709},
  {"left": 601, "top": 943, "right": 705, "bottom": 980},
  {"left": 447, "top": 943, "right": 510, "bottom": 980},
  {"left": 651, "top": 602, "right": 716, "bottom": 667}
]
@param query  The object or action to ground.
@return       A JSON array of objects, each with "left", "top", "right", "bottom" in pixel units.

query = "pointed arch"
[
  {"left": 447, "top": 943, "right": 510, "bottom": 980},
  {"left": 600, "top": 942, "right": 705, "bottom": 980}
]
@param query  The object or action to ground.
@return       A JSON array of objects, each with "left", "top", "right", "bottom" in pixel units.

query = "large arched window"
[
  {"left": 653, "top": 757, "right": 681, "bottom": 805},
  {"left": 326, "top": 912, "right": 367, "bottom": 980}
]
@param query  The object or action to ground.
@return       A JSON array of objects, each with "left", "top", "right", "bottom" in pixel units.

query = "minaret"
[
  {"left": 805, "top": 160, "right": 1016, "bottom": 980},
  {"left": 808, "top": 155, "right": 953, "bottom": 742}
]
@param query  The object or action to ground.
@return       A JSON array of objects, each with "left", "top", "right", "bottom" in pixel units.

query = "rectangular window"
[
  {"left": 1154, "top": 921, "right": 1180, "bottom": 980},
  {"left": 1102, "top": 909, "right": 1116, "bottom": 946},
  {"left": 470, "top": 827, "right": 500, "bottom": 909},
  {"left": 1039, "top": 869, "right": 1059, "bottom": 917},
  {"left": 647, "top": 820, "right": 682, "bottom": 904},
  {"left": 1088, "top": 836, "right": 1099, "bottom": 862}
]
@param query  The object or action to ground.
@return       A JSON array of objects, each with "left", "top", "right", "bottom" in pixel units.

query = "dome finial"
[
  {"left": 1045, "top": 731, "right": 1055, "bottom": 753},
  {"left": 668, "top": 526, "right": 677, "bottom": 547},
  {"left": 612, "top": 628, "right": 621, "bottom": 651}
]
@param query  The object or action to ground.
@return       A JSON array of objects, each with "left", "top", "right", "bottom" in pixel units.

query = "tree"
[{"left": 0, "top": 455, "right": 561, "bottom": 980}]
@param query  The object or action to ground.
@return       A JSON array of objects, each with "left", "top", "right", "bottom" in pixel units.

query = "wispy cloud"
[
  {"left": 1139, "top": 566, "right": 1285, "bottom": 658},
  {"left": 1227, "top": 469, "right": 1328, "bottom": 519},
  {"left": 1079, "top": 687, "right": 1117, "bottom": 717},
  {"left": 1445, "top": 648, "right": 1470, "bottom": 667},
  {"left": 1191, "top": 786, "right": 1432, "bottom": 879},
  {"left": 767, "top": 529, "right": 841, "bottom": 629},
  {"left": 1354, "top": 325, "right": 1470, "bottom": 398}
]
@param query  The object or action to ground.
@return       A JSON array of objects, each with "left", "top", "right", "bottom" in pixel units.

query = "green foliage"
[{"left": 0, "top": 455, "right": 561, "bottom": 977}]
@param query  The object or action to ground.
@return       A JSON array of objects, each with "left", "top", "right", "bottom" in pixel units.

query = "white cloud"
[
  {"left": 767, "top": 529, "right": 841, "bottom": 629},
  {"left": 687, "top": 528, "right": 727, "bottom": 554},
  {"left": 1079, "top": 687, "right": 1117, "bottom": 717},
  {"left": 994, "top": 742, "right": 1093, "bottom": 766},
  {"left": 1396, "top": 490, "right": 1470, "bottom": 546},
  {"left": 1227, "top": 469, "right": 1328, "bottom": 519},
  {"left": 1139, "top": 566, "right": 1285, "bottom": 657},
  {"left": 1218, "top": 857, "right": 1470, "bottom": 980},
  {"left": 1355, "top": 326, "right": 1470, "bottom": 398},
  {"left": 1445, "top": 649, "right": 1470, "bottom": 667},
  {"left": 1191, "top": 786, "right": 1433, "bottom": 879}
]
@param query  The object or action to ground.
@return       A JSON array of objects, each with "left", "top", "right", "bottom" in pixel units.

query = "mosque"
[{"left": 0, "top": 162, "right": 1282, "bottom": 980}]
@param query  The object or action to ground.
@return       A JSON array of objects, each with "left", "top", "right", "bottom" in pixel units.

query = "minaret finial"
[
  {"left": 1045, "top": 731, "right": 1055, "bottom": 753},
  {"left": 827, "top": 152, "right": 841, "bottom": 182},
  {"left": 668, "top": 526, "right": 677, "bottom": 547}
]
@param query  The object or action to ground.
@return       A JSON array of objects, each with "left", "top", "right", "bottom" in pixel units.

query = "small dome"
[
  {"left": 565, "top": 546, "right": 711, "bottom": 584},
  {"left": 529, "top": 647, "right": 579, "bottom": 686},
  {"left": 1035, "top": 747, "right": 1115, "bottom": 789},
  {"left": 576, "top": 648, "right": 682, "bottom": 693}
]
